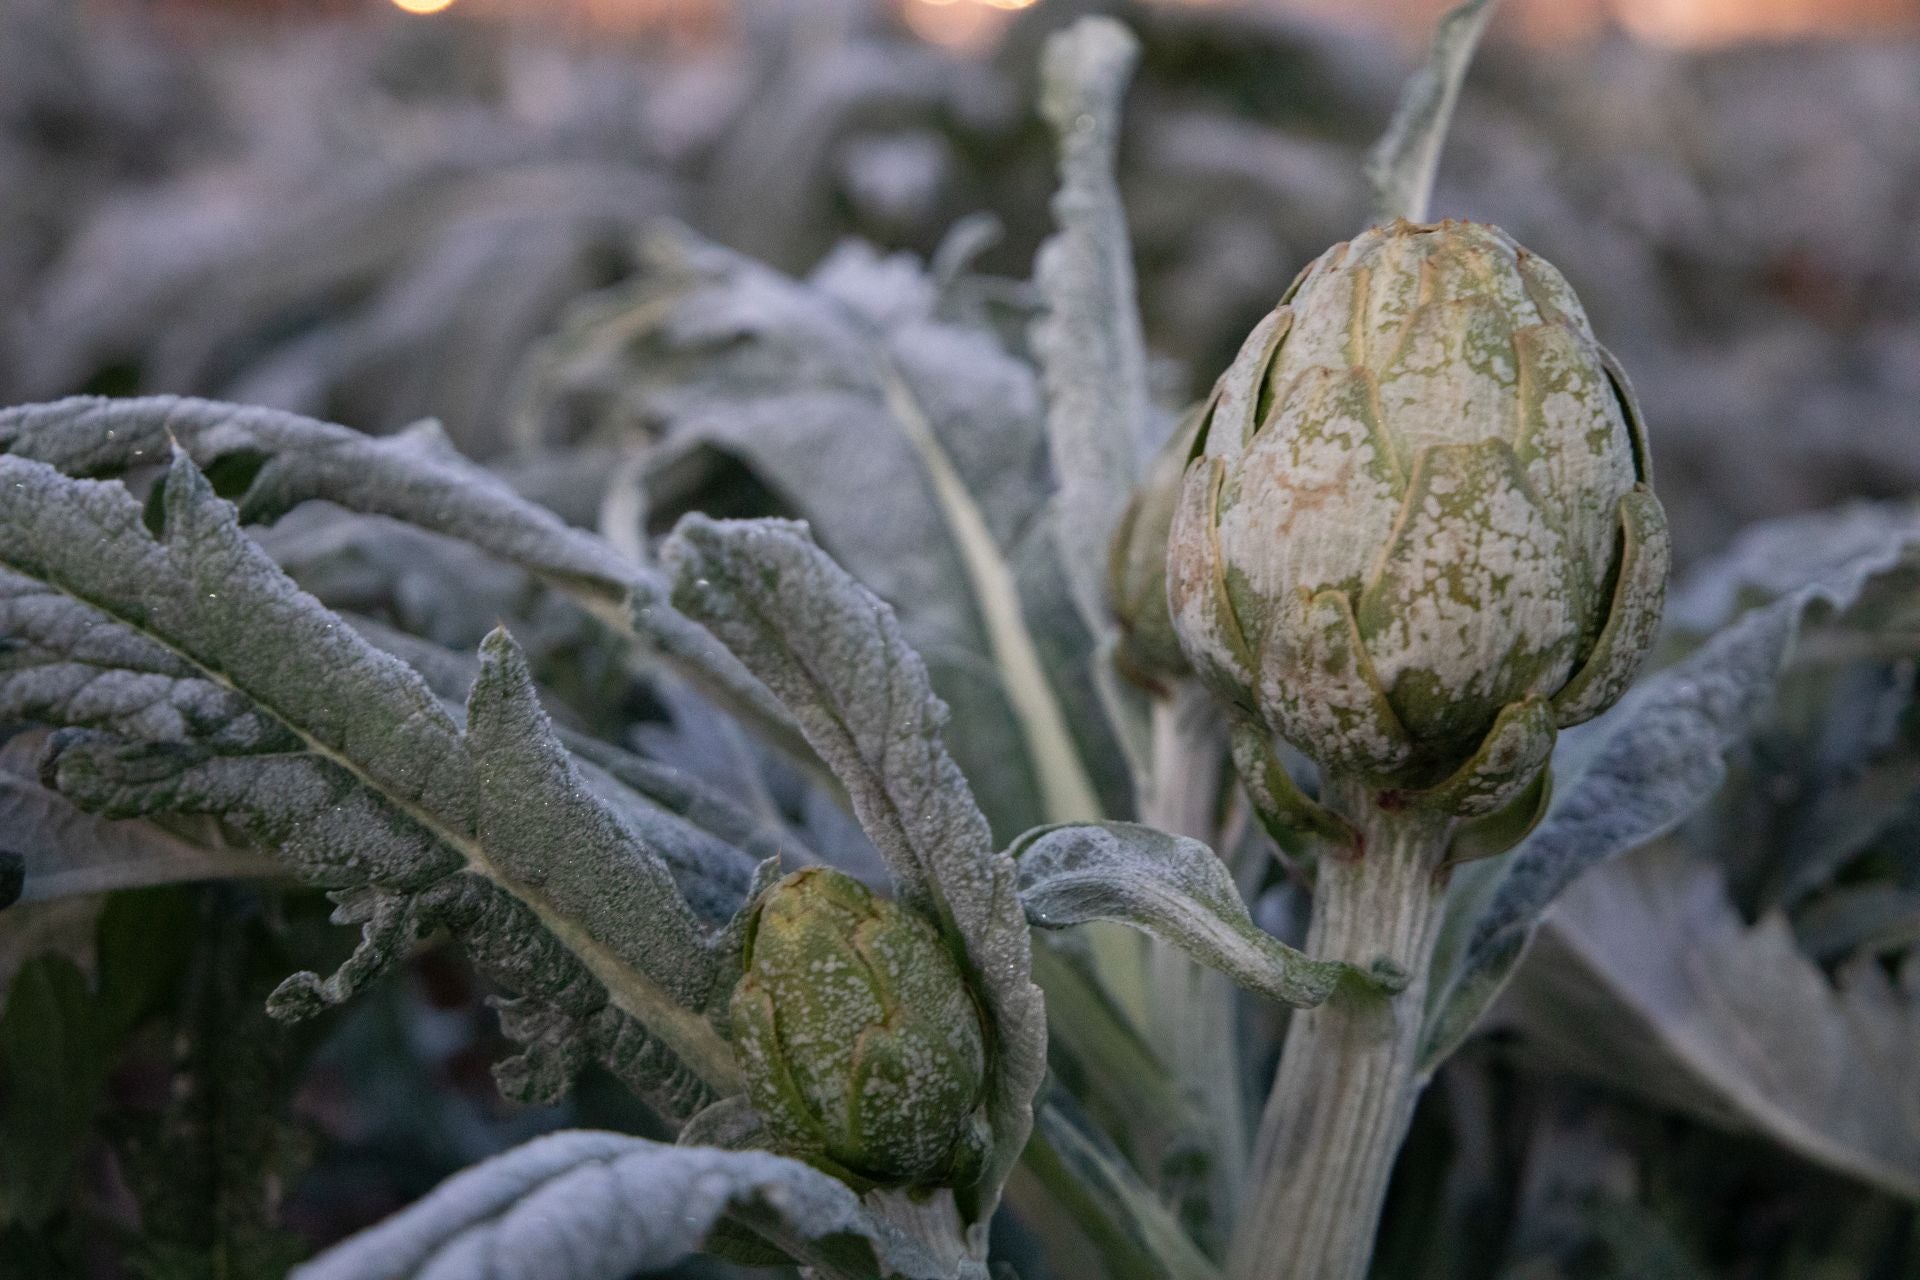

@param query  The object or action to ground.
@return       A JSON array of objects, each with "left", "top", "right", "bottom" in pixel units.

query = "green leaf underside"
[
  {"left": 1027, "top": 1101, "right": 1222, "bottom": 1280},
  {"left": 1012, "top": 821, "right": 1354, "bottom": 1008},
  {"left": 0, "top": 448, "right": 734, "bottom": 1112},
  {"left": 293, "top": 1131, "right": 947, "bottom": 1280},
  {"left": 0, "top": 890, "right": 194, "bottom": 1228},
  {"left": 0, "top": 955, "right": 111, "bottom": 1226},
  {"left": 664, "top": 515, "right": 1046, "bottom": 1215},
  {"left": 1423, "top": 511, "right": 1920, "bottom": 1072}
]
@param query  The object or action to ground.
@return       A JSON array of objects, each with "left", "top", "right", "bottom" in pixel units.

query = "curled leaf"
[{"left": 1013, "top": 821, "right": 1372, "bottom": 1008}]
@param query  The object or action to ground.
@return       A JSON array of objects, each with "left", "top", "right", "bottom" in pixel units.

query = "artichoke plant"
[
  {"left": 1168, "top": 218, "right": 1670, "bottom": 816},
  {"left": 18, "top": 9, "right": 1912, "bottom": 1280},
  {"left": 730, "top": 867, "right": 992, "bottom": 1191}
]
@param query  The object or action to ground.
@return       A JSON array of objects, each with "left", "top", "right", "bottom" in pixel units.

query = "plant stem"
[
  {"left": 1142, "top": 687, "right": 1245, "bottom": 1240},
  {"left": 1225, "top": 775, "right": 1453, "bottom": 1280},
  {"left": 863, "top": 1187, "right": 980, "bottom": 1274}
]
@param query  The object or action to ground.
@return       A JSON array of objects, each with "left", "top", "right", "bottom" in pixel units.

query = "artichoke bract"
[
  {"left": 729, "top": 867, "right": 990, "bottom": 1190},
  {"left": 1169, "top": 219, "right": 1669, "bottom": 815}
]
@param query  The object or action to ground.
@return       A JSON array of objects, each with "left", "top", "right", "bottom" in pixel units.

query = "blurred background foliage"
[{"left": 1, "top": 0, "right": 1916, "bottom": 1276}]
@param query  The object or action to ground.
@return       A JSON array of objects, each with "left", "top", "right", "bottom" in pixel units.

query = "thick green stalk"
[
  {"left": 1225, "top": 776, "right": 1453, "bottom": 1280},
  {"left": 1142, "top": 687, "right": 1245, "bottom": 1239}
]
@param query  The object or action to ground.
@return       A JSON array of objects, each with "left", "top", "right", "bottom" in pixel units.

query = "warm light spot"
[
  {"left": 977, "top": 0, "right": 1038, "bottom": 9},
  {"left": 392, "top": 0, "right": 458, "bottom": 13},
  {"left": 1606, "top": 0, "right": 1896, "bottom": 45},
  {"left": 901, "top": 0, "right": 1010, "bottom": 49}
]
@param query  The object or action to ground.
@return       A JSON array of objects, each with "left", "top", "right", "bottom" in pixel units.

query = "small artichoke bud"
[
  {"left": 1169, "top": 219, "right": 1670, "bottom": 815},
  {"left": 729, "top": 867, "right": 990, "bottom": 1190},
  {"left": 1109, "top": 405, "right": 1205, "bottom": 690}
]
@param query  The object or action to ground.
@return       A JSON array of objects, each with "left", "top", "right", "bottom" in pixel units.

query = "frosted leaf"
[
  {"left": 0, "top": 448, "right": 740, "bottom": 1113},
  {"left": 665, "top": 516, "right": 1046, "bottom": 1218},
  {"left": 1012, "top": 821, "right": 1365, "bottom": 1008},
  {"left": 1422, "top": 509, "right": 1920, "bottom": 1071},
  {"left": 523, "top": 226, "right": 1122, "bottom": 836},
  {"left": 0, "top": 395, "right": 801, "bottom": 768},
  {"left": 293, "top": 1131, "right": 950, "bottom": 1280}
]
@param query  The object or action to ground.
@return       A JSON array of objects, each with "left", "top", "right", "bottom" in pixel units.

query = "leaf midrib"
[{"left": 0, "top": 532, "right": 744, "bottom": 1097}]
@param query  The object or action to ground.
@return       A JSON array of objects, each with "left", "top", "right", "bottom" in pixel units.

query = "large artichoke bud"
[
  {"left": 729, "top": 867, "right": 990, "bottom": 1190},
  {"left": 1168, "top": 219, "right": 1669, "bottom": 815}
]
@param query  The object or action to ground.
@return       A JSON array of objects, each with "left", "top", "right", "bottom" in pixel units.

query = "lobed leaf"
[
  {"left": 1497, "top": 841, "right": 1920, "bottom": 1200},
  {"left": 293, "top": 1130, "right": 950, "bottom": 1280},
  {"left": 0, "top": 732, "right": 278, "bottom": 904},
  {"left": 1011, "top": 821, "right": 1357, "bottom": 1008},
  {"left": 664, "top": 515, "right": 1046, "bottom": 1217},
  {"left": 465, "top": 630, "right": 717, "bottom": 1010},
  {"left": 0, "top": 394, "right": 805, "bottom": 768},
  {"left": 0, "top": 447, "right": 740, "bottom": 1112}
]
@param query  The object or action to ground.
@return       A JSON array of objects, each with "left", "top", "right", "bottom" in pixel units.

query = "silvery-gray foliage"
[
  {"left": 1011, "top": 822, "right": 1358, "bottom": 1009},
  {"left": 322, "top": 613, "right": 776, "bottom": 923},
  {"left": 1422, "top": 504, "right": 1920, "bottom": 1072},
  {"left": 664, "top": 514, "right": 1047, "bottom": 1219},
  {"left": 0, "top": 444, "right": 737, "bottom": 1116},
  {"left": 1030, "top": 17, "right": 1152, "bottom": 630},
  {"left": 13, "top": 52, "right": 681, "bottom": 456},
  {"left": 1665, "top": 501, "right": 1920, "bottom": 635},
  {"left": 1363, "top": 0, "right": 1498, "bottom": 224},
  {"left": 0, "top": 395, "right": 630, "bottom": 592},
  {"left": 293, "top": 1130, "right": 947, "bottom": 1280},
  {"left": 0, "top": 392, "right": 809, "bottom": 766},
  {"left": 0, "top": 730, "right": 275, "bottom": 905},
  {"left": 1496, "top": 839, "right": 1920, "bottom": 1201},
  {"left": 518, "top": 223, "right": 1125, "bottom": 837},
  {"left": 5, "top": 6, "right": 1919, "bottom": 1277},
  {"left": 1029, "top": 16, "right": 1157, "bottom": 789}
]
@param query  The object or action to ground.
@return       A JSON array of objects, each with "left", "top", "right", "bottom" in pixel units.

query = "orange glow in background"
[{"left": 368, "top": 0, "right": 1920, "bottom": 51}]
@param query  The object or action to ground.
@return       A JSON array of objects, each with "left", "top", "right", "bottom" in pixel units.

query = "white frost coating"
[
  {"left": 1515, "top": 249, "right": 1596, "bottom": 340},
  {"left": 1217, "top": 368, "right": 1402, "bottom": 652},
  {"left": 1014, "top": 820, "right": 1352, "bottom": 1007},
  {"left": 293, "top": 1131, "right": 947, "bottom": 1280},
  {"left": 1274, "top": 260, "right": 1355, "bottom": 376},
  {"left": 1515, "top": 323, "right": 1637, "bottom": 620},
  {"left": 1360, "top": 443, "right": 1576, "bottom": 723},
  {"left": 1261, "top": 592, "right": 1412, "bottom": 775},
  {"left": 1376, "top": 299, "right": 1519, "bottom": 448},
  {"left": 1166, "top": 461, "right": 1256, "bottom": 692}
]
